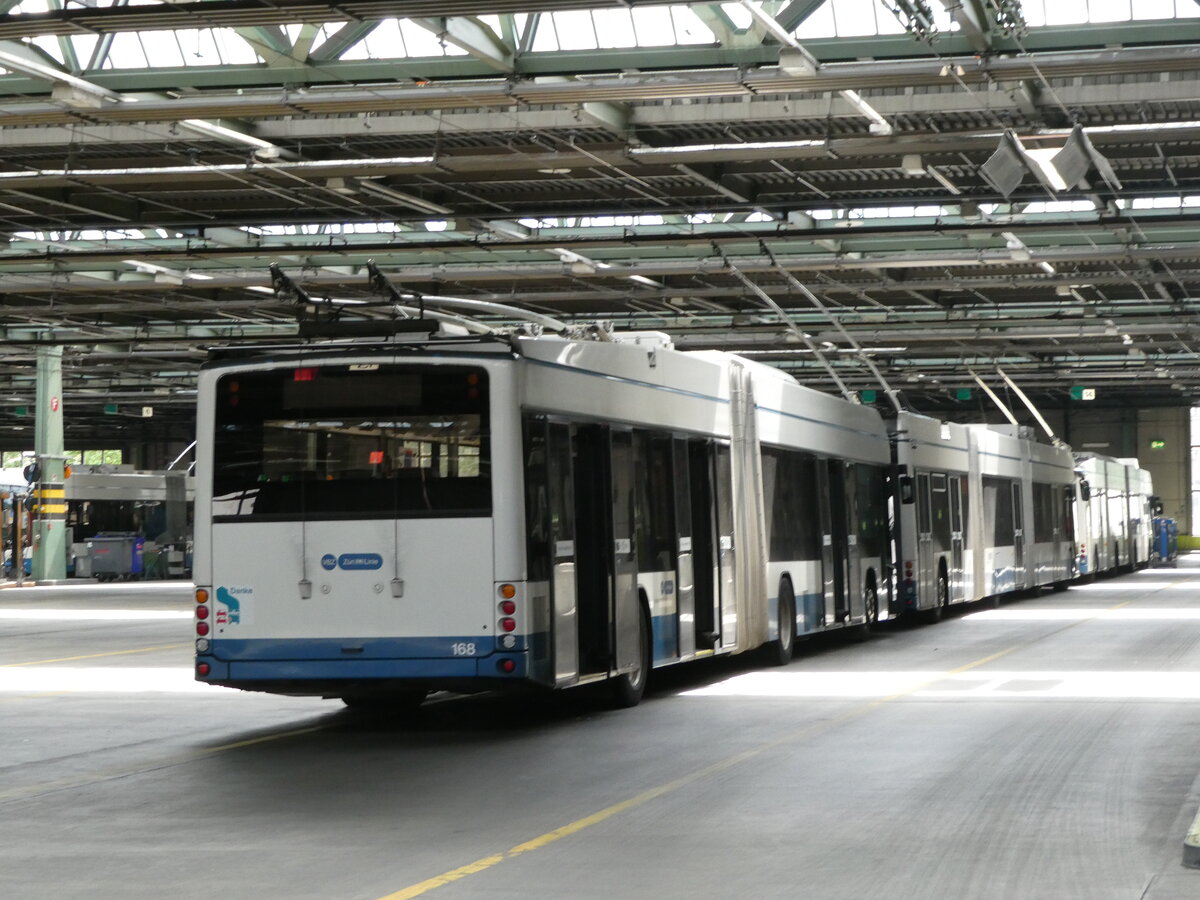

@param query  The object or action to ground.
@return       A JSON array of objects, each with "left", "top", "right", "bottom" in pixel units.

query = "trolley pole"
[{"left": 32, "top": 346, "right": 66, "bottom": 582}]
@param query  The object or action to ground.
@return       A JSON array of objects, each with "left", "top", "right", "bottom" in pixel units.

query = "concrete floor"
[{"left": 3, "top": 566, "right": 1200, "bottom": 900}]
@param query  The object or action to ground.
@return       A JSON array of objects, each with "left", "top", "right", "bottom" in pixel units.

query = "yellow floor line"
[
  {"left": 376, "top": 594, "right": 1146, "bottom": 900},
  {"left": 0, "top": 643, "right": 190, "bottom": 667}
]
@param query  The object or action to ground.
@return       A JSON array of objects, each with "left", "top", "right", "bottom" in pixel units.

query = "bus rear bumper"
[{"left": 195, "top": 654, "right": 529, "bottom": 692}]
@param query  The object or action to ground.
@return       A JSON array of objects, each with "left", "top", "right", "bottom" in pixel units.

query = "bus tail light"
[
  {"left": 498, "top": 659, "right": 516, "bottom": 674},
  {"left": 496, "top": 583, "right": 520, "bottom": 649},
  {"left": 195, "top": 587, "right": 212, "bottom": 640},
  {"left": 197, "top": 663, "right": 211, "bottom": 677}
]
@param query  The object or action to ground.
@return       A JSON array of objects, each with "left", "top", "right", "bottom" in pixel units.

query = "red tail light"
[
  {"left": 197, "top": 663, "right": 211, "bottom": 677},
  {"left": 499, "top": 600, "right": 516, "bottom": 615},
  {"left": 196, "top": 621, "right": 210, "bottom": 636},
  {"left": 500, "top": 618, "right": 516, "bottom": 633}
]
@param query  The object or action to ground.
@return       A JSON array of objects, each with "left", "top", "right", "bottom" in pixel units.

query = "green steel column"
[{"left": 32, "top": 346, "right": 66, "bottom": 582}]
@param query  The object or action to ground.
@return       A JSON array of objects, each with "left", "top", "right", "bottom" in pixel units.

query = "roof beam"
[
  {"left": 308, "top": 21, "right": 380, "bottom": 62},
  {"left": 234, "top": 26, "right": 295, "bottom": 67},
  {"left": 775, "top": 0, "right": 829, "bottom": 31},
  {"left": 411, "top": 17, "right": 514, "bottom": 72}
]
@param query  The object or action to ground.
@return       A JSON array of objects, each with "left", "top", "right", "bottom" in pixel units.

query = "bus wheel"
[
  {"left": 341, "top": 690, "right": 427, "bottom": 715},
  {"left": 610, "top": 604, "right": 652, "bottom": 708},
  {"left": 763, "top": 581, "right": 795, "bottom": 666},
  {"left": 922, "top": 571, "right": 948, "bottom": 624},
  {"left": 853, "top": 582, "right": 879, "bottom": 641}
]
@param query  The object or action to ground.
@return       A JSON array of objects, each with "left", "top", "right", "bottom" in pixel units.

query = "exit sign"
[
  {"left": 1070, "top": 386, "right": 1096, "bottom": 401},
  {"left": 1150, "top": 439, "right": 1166, "bottom": 451}
]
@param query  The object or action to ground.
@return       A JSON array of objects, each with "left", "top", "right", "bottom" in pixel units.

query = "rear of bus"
[{"left": 192, "top": 351, "right": 531, "bottom": 701}]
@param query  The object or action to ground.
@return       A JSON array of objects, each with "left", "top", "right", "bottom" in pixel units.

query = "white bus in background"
[
  {"left": 1073, "top": 454, "right": 1154, "bottom": 576},
  {"left": 192, "top": 329, "right": 892, "bottom": 710},
  {"left": 889, "top": 414, "right": 1077, "bottom": 621}
]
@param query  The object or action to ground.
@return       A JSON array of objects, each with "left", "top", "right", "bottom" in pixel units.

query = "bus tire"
[
  {"left": 922, "top": 569, "right": 949, "bottom": 625},
  {"left": 341, "top": 690, "right": 427, "bottom": 715},
  {"left": 852, "top": 581, "right": 879, "bottom": 641},
  {"left": 609, "top": 603, "right": 652, "bottom": 708},
  {"left": 763, "top": 580, "right": 795, "bottom": 666}
]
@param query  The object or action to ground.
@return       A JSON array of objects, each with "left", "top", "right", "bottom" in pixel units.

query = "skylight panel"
[
  {"left": 873, "top": 4, "right": 906, "bottom": 35},
  {"left": 104, "top": 33, "right": 149, "bottom": 70},
  {"left": 141, "top": 32, "right": 185, "bottom": 68},
  {"left": 593, "top": 9, "right": 638, "bottom": 48},
  {"left": 344, "top": 20, "right": 406, "bottom": 59},
  {"left": 553, "top": 11, "right": 600, "bottom": 51},
  {"left": 532, "top": 16, "right": 561, "bottom": 51},
  {"left": 1131, "top": 0, "right": 1175, "bottom": 17},
  {"left": 71, "top": 35, "right": 101, "bottom": 68},
  {"left": 398, "top": 19, "right": 463, "bottom": 56},
  {"left": 834, "top": 0, "right": 882, "bottom": 37},
  {"left": 796, "top": 2, "right": 836, "bottom": 38},
  {"left": 172, "top": 29, "right": 223, "bottom": 66},
  {"left": 1088, "top": 0, "right": 1131, "bottom": 22},
  {"left": 632, "top": 7, "right": 676, "bottom": 46},
  {"left": 1044, "top": 0, "right": 1089, "bottom": 25},
  {"left": 399, "top": 19, "right": 450, "bottom": 57},
  {"left": 30, "top": 35, "right": 65, "bottom": 66},
  {"left": 211, "top": 29, "right": 259, "bottom": 65},
  {"left": 721, "top": 3, "right": 753, "bottom": 30},
  {"left": 671, "top": 7, "right": 714, "bottom": 44}
]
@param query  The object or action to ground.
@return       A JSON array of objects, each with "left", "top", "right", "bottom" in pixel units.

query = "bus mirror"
[
  {"left": 899, "top": 474, "right": 915, "bottom": 504},
  {"left": 1079, "top": 480, "right": 1091, "bottom": 502}
]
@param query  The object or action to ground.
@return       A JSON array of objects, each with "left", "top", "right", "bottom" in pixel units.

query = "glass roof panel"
[
  {"left": 833, "top": 0, "right": 880, "bottom": 36},
  {"left": 1133, "top": 0, "right": 1175, "bottom": 16},
  {"left": 553, "top": 11, "right": 600, "bottom": 50},
  {"left": 1088, "top": 0, "right": 1131, "bottom": 21},
  {"left": 1045, "top": 0, "right": 1089, "bottom": 25},
  {"left": 30, "top": 34, "right": 64, "bottom": 65},
  {"left": 631, "top": 7, "right": 677, "bottom": 46},
  {"left": 671, "top": 7, "right": 714, "bottom": 43},
  {"left": 593, "top": 9, "right": 637, "bottom": 48},
  {"left": 721, "top": 3, "right": 753, "bottom": 30},
  {"left": 797, "top": 3, "right": 837, "bottom": 38},
  {"left": 141, "top": 32, "right": 185, "bottom": 68}
]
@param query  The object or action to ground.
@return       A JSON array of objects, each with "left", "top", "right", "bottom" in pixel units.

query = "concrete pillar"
[{"left": 32, "top": 346, "right": 66, "bottom": 582}]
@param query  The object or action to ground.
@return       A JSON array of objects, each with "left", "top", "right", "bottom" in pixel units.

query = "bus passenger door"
[
  {"left": 714, "top": 444, "right": 737, "bottom": 646},
  {"left": 842, "top": 463, "right": 863, "bottom": 620},
  {"left": 672, "top": 439, "right": 695, "bottom": 659},
  {"left": 688, "top": 440, "right": 718, "bottom": 649},
  {"left": 949, "top": 475, "right": 965, "bottom": 601},
  {"left": 1011, "top": 482, "right": 1026, "bottom": 589},
  {"left": 572, "top": 425, "right": 612, "bottom": 677},
  {"left": 818, "top": 461, "right": 849, "bottom": 624},
  {"left": 546, "top": 423, "right": 578, "bottom": 686},
  {"left": 609, "top": 431, "right": 641, "bottom": 676},
  {"left": 916, "top": 473, "right": 933, "bottom": 607}
]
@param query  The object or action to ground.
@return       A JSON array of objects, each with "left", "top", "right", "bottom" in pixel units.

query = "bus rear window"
[{"left": 211, "top": 364, "right": 490, "bottom": 520}]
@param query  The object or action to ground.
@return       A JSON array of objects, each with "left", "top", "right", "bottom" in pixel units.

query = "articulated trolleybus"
[
  {"left": 889, "top": 414, "right": 1077, "bottom": 622},
  {"left": 193, "top": 327, "right": 892, "bottom": 708}
]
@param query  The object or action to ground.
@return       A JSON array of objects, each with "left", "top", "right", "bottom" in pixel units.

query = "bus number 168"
[{"left": 451, "top": 642, "right": 477, "bottom": 656}]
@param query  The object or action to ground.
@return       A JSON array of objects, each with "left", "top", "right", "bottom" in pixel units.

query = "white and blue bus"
[
  {"left": 1073, "top": 453, "right": 1154, "bottom": 576},
  {"left": 889, "top": 414, "right": 1078, "bottom": 620},
  {"left": 192, "top": 328, "right": 892, "bottom": 708}
]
